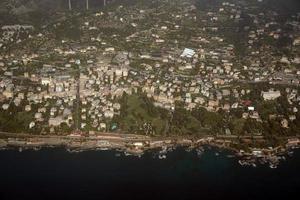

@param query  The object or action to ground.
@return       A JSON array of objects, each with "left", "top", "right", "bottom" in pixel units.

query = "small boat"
[
  {"left": 115, "top": 153, "right": 121, "bottom": 157},
  {"left": 159, "top": 146, "right": 168, "bottom": 154},
  {"left": 196, "top": 149, "right": 203, "bottom": 157},
  {"left": 18, "top": 147, "right": 23, "bottom": 152},
  {"left": 279, "top": 156, "right": 286, "bottom": 161},
  {"left": 33, "top": 147, "right": 41, "bottom": 151},
  {"left": 67, "top": 148, "right": 83, "bottom": 153},
  {"left": 158, "top": 154, "right": 167, "bottom": 159},
  {"left": 269, "top": 164, "right": 277, "bottom": 169},
  {"left": 238, "top": 160, "right": 245, "bottom": 166}
]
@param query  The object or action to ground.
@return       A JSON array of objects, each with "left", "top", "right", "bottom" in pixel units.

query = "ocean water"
[{"left": 0, "top": 147, "right": 299, "bottom": 200}]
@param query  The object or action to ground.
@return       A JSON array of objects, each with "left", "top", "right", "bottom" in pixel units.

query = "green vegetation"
[
  {"left": 116, "top": 92, "right": 169, "bottom": 135},
  {"left": 0, "top": 105, "right": 35, "bottom": 133},
  {"left": 171, "top": 104, "right": 207, "bottom": 135},
  {"left": 55, "top": 16, "right": 81, "bottom": 41}
]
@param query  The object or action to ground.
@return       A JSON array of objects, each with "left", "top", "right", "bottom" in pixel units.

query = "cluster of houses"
[{"left": 0, "top": 0, "right": 299, "bottom": 134}]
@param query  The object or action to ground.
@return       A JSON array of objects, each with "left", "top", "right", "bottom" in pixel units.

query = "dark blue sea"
[{"left": 0, "top": 147, "right": 299, "bottom": 200}]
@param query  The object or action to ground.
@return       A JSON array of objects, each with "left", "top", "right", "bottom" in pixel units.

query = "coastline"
[{"left": 0, "top": 132, "right": 299, "bottom": 168}]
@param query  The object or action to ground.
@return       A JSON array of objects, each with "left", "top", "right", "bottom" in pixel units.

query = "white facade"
[
  {"left": 181, "top": 48, "right": 195, "bottom": 58},
  {"left": 261, "top": 90, "right": 281, "bottom": 100}
]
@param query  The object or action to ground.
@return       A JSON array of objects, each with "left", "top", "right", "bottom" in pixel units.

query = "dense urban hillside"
[{"left": 0, "top": 0, "right": 299, "bottom": 150}]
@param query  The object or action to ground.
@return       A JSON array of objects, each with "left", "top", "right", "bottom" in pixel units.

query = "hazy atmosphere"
[{"left": 0, "top": 0, "right": 300, "bottom": 199}]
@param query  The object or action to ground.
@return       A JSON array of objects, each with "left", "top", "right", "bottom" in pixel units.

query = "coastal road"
[{"left": 1, "top": 130, "right": 299, "bottom": 143}]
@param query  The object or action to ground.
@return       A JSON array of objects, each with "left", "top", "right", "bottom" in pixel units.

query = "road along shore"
[{"left": 0, "top": 132, "right": 299, "bottom": 167}]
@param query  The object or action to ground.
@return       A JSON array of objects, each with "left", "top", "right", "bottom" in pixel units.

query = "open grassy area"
[{"left": 117, "top": 93, "right": 169, "bottom": 135}]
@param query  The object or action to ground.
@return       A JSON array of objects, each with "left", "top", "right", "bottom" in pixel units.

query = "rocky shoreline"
[{"left": 0, "top": 133, "right": 299, "bottom": 169}]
